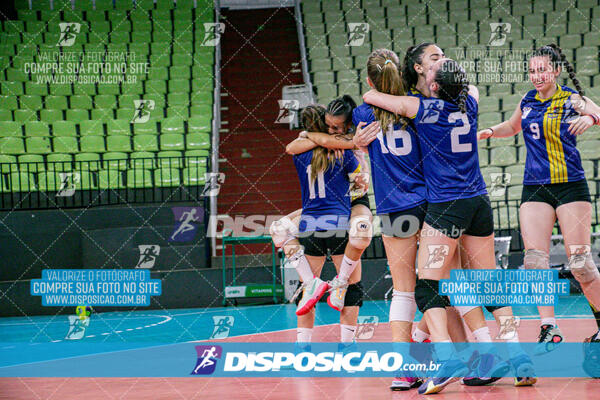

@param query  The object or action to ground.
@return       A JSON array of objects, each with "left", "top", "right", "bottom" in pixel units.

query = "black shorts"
[
  {"left": 521, "top": 179, "right": 591, "bottom": 209},
  {"left": 351, "top": 195, "right": 371, "bottom": 209},
  {"left": 298, "top": 230, "right": 349, "bottom": 257},
  {"left": 380, "top": 202, "right": 428, "bottom": 237},
  {"left": 425, "top": 195, "right": 494, "bottom": 239}
]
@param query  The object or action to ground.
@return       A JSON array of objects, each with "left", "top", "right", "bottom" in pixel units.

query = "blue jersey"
[
  {"left": 352, "top": 103, "right": 427, "bottom": 214},
  {"left": 414, "top": 95, "right": 487, "bottom": 203},
  {"left": 293, "top": 149, "right": 360, "bottom": 232},
  {"left": 520, "top": 85, "right": 586, "bottom": 185}
]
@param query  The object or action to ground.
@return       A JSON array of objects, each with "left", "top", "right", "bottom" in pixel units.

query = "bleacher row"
[
  {"left": 301, "top": 0, "right": 600, "bottom": 229},
  {"left": 0, "top": 0, "right": 216, "bottom": 194}
]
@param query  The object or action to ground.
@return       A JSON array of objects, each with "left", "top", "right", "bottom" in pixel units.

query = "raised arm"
[
  {"left": 285, "top": 136, "right": 318, "bottom": 155},
  {"left": 362, "top": 89, "right": 420, "bottom": 117},
  {"left": 478, "top": 100, "right": 523, "bottom": 140},
  {"left": 306, "top": 131, "right": 356, "bottom": 150}
]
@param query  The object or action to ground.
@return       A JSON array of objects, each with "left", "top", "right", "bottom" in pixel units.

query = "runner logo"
[
  {"left": 170, "top": 207, "right": 203, "bottom": 242},
  {"left": 192, "top": 345, "right": 222, "bottom": 375},
  {"left": 131, "top": 100, "right": 155, "bottom": 123},
  {"left": 56, "top": 172, "right": 80, "bottom": 197},
  {"left": 200, "top": 23, "right": 225, "bottom": 46},
  {"left": 346, "top": 23, "right": 369, "bottom": 46},
  {"left": 488, "top": 23, "right": 511, "bottom": 46},
  {"left": 57, "top": 23, "right": 81, "bottom": 47},
  {"left": 489, "top": 172, "right": 511, "bottom": 197},
  {"left": 420, "top": 100, "right": 444, "bottom": 123},
  {"left": 424, "top": 245, "right": 449, "bottom": 269},
  {"left": 201, "top": 173, "right": 225, "bottom": 197},
  {"left": 136, "top": 245, "right": 160, "bottom": 268},
  {"left": 356, "top": 316, "right": 379, "bottom": 340},
  {"left": 210, "top": 316, "right": 234, "bottom": 339},
  {"left": 275, "top": 100, "right": 299, "bottom": 124},
  {"left": 65, "top": 315, "right": 90, "bottom": 340},
  {"left": 496, "top": 315, "right": 520, "bottom": 340}
]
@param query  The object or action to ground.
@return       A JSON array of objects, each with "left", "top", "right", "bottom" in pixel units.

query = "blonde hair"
[
  {"left": 366, "top": 48, "right": 407, "bottom": 131},
  {"left": 300, "top": 104, "right": 338, "bottom": 182}
]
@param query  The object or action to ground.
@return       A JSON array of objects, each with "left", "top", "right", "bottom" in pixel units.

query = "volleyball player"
[
  {"left": 478, "top": 44, "right": 600, "bottom": 353},
  {"left": 362, "top": 57, "right": 535, "bottom": 394}
]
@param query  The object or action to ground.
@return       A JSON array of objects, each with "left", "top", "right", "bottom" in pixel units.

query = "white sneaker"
[
  {"left": 327, "top": 275, "right": 348, "bottom": 312},
  {"left": 294, "top": 277, "right": 329, "bottom": 316}
]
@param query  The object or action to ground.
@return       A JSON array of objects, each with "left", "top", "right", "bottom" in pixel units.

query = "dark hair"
[
  {"left": 531, "top": 43, "right": 584, "bottom": 97},
  {"left": 434, "top": 59, "right": 469, "bottom": 113},
  {"left": 301, "top": 104, "right": 327, "bottom": 133},
  {"left": 402, "top": 42, "right": 434, "bottom": 90},
  {"left": 366, "top": 48, "right": 406, "bottom": 129},
  {"left": 326, "top": 95, "right": 356, "bottom": 122}
]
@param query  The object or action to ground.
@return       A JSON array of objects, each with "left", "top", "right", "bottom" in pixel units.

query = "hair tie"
[{"left": 384, "top": 59, "right": 392, "bottom": 65}]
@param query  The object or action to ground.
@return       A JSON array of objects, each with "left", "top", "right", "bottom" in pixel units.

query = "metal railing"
[{"left": 0, "top": 156, "right": 214, "bottom": 210}]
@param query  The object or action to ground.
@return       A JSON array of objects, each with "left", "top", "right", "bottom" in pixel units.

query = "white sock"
[
  {"left": 340, "top": 324, "right": 356, "bottom": 342},
  {"left": 294, "top": 253, "right": 314, "bottom": 284},
  {"left": 297, "top": 327, "right": 313, "bottom": 343},
  {"left": 594, "top": 330, "right": 600, "bottom": 340},
  {"left": 473, "top": 327, "right": 492, "bottom": 342},
  {"left": 541, "top": 317, "right": 556, "bottom": 327},
  {"left": 338, "top": 255, "right": 358, "bottom": 283},
  {"left": 412, "top": 328, "right": 430, "bottom": 343}
]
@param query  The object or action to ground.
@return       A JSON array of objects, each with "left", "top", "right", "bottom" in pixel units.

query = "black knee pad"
[
  {"left": 415, "top": 279, "right": 450, "bottom": 313},
  {"left": 344, "top": 281, "right": 364, "bottom": 307},
  {"left": 485, "top": 305, "right": 508, "bottom": 313}
]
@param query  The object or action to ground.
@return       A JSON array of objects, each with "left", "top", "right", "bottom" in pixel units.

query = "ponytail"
[
  {"left": 327, "top": 95, "right": 356, "bottom": 121},
  {"left": 366, "top": 48, "right": 406, "bottom": 130},
  {"left": 300, "top": 104, "right": 337, "bottom": 183},
  {"left": 433, "top": 59, "right": 470, "bottom": 113}
]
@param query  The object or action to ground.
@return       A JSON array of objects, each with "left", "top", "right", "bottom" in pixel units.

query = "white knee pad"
[
  {"left": 454, "top": 305, "right": 479, "bottom": 317},
  {"left": 348, "top": 215, "right": 372, "bottom": 246},
  {"left": 390, "top": 290, "right": 417, "bottom": 322},
  {"left": 269, "top": 216, "right": 298, "bottom": 248},
  {"left": 523, "top": 249, "right": 549, "bottom": 269},
  {"left": 568, "top": 247, "right": 600, "bottom": 283}
]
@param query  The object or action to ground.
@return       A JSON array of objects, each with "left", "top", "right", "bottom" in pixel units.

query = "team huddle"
[{"left": 268, "top": 42, "right": 600, "bottom": 394}]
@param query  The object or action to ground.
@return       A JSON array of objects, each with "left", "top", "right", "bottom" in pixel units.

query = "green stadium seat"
[
  {"left": 478, "top": 147, "right": 489, "bottom": 166},
  {"left": 20, "top": 95, "right": 43, "bottom": 110},
  {"left": 45, "top": 95, "right": 68, "bottom": 110},
  {"left": 97, "top": 84, "right": 121, "bottom": 96},
  {"left": 188, "top": 116, "right": 210, "bottom": 133},
  {"left": 167, "top": 92, "right": 188, "bottom": 106},
  {"left": 160, "top": 133, "right": 184, "bottom": 151},
  {"left": 116, "top": 108, "right": 134, "bottom": 120},
  {"left": 47, "top": 153, "right": 73, "bottom": 171},
  {"left": 184, "top": 150, "right": 208, "bottom": 167},
  {"left": 166, "top": 106, "right": 188, "bottom": 119},
  {"left": 98, "top": 169, "right": 125, "bottom": 189},
  {"left": 79, "top": 120, "right": 104, "bottom": 136},
  {"left": 65, "top": 109, "right": 89, "bottom": 122},
  {"left": 52, "top": 121, "right": 77, "bottom": 137},
  {"left": 80, "top": 135, "right": 106, "bottom": 153},
  {"left": 0, "top": 154, "right": 18, "bottom": 174},
  {"left": 182, "top": 166, "right": 207, "bottom": 186},
  {"left": 146, "top": 80, "right": 168, "bottom": 94},
  {"left": 25, "top": 121, "right": 50, "bottom": 137},
  {"left": 0, "top": 110, "right": 11, "bottom": 121},
  {"left": 0, "top": 121, "right": 23, "bottom": 137},
  {"left": 0, "top": 96, "right": 19, "bottom": 111},
  {"left": 107, "top": 135, "right": 132, "bottom": 152},
  {"left": 1, "top": 81, "right": 24, "bottom": 96},
  {"left": 154, "top": 167, "right": 180, "bottom": 187},
  {"left": 18, "top": 154, "right": 45, "bottom": 173},
  {"left": 69, "top": 95, "right": 93, "bottom": 110},
  {"left": 126, "top": 168, "right": 153, "bottom": 188},
  {"left": 38, "top": 109, "right": 62, "bottom": 123},
  {"left": 14, "top": 109, "right": 38, "bottom": 123},
  {"left": 157, "top": 150, "right": 182, "bottom": 169},
  {"left": 26, "top": 137, "right": 52, "bottom": 154},
  {"left": 189, "top": 104, "right": 211, "bottom": 118},
  {"left": 130, "top": 151, "right": 156, "bottom": 169},
  {"left": 170, "top": 66, "right": 190, "bottom": 80},
  {"left": 580, "top": 141, "right": 600, "bottom": 159},
  {"left": 161, "top": 117, "right": 184, "bottom": 134},
  {"left": 490, "top": 147, "right": 517, "bottom": 166},
  {"left": 133, "top": 134, "right": 158, "bottom": 151},
  {"left": 37, "top": 171, "right": 63, "bottom": 191},
  {"left": 143, "top": 94, "right": 166, "bottom": 108},
  {"left": 49, "top": 84, "right": 72, "bottom": 96},
  {"left": 102, "top": 152, "right": 128, "bottom": 170},
  {"left": 24, "top": 83, "right": 48, "bottom": 96},
  {"left": 107, "top": 119, "right": 132, "bottom": 136},
  {"left": 53, "top": 136, "right": 79, "bottom": 153},
  {"left": 95, "top": 95, "right": 117, "bottom": 109},
  {"left": 8, "top": 172, "right": 36, "bottom": 192},
  {"left": 1, "top": 137, "right": 25, "bottom": 154},
  {"left": 74, "top": 153, "right": 101, "bottom": 171},
  {"left": 118, "top": 95, "right": 137, "bottom": 109},
  {"left": 76, "top": 170, "right": 96, "bottom": 190},
  {"left": 121, "top": 81, "right": 144, "bottom": 95},
  {"left": 91, "top": 109, "right": 115, "bottom": 121}
]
